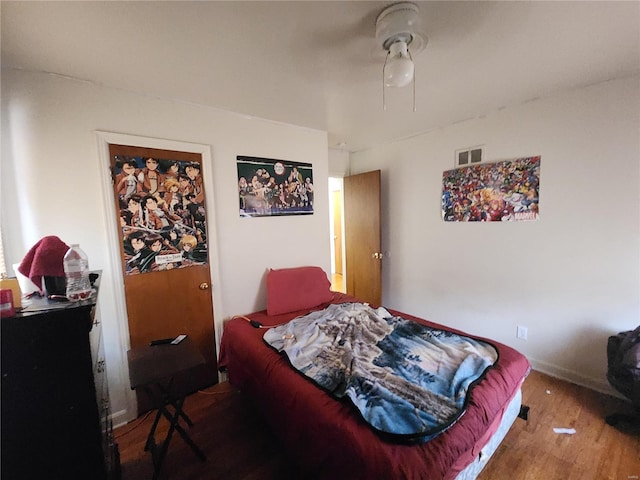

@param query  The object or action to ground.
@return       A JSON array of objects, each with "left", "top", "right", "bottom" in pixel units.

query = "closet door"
[{"left": 109, "top": 143, "right": 217, "bottom": 414}]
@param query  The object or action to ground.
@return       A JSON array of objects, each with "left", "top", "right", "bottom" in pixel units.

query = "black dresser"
[{"left": 1, "top": 273, "right": 120, "bottom": 479}]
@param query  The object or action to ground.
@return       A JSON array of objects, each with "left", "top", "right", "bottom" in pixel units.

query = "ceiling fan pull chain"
[
  {"left": 413, "top": 76, "right": 416, "bottom": 112},
  {"left": 409, "top": 49, "right": 416, "bottom": 112},
  {"left": 382, "top": 52, "right": 390, "bottom": 111}
]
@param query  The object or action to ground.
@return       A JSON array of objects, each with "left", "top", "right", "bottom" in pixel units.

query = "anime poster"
[
  {"left": 442, "top": 156, "right": 540, "bottom": 222},
  {"left": 112, "top": 153, "right": 208, "bottom": 275},
  {"left": 237, "top": 156, "right": 314, "bottom": 217}
]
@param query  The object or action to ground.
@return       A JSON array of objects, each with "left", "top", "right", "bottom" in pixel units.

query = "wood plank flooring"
[
  {"left": 115, "top": 370, "right": 640, "bottom": 479},
  {"left": 331, "top": 273, "right": 344, "bottom": 293}
]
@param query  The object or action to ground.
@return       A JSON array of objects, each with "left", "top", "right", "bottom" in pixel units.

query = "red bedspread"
[{"left": 219, "top": 293, "right": 530, "bottom": 480}]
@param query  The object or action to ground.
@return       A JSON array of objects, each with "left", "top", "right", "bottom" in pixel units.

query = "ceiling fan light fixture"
[
  {"left": 384, "top": 40, "right": 414, "bottom": 88},
  {"left": 376, "top": 2, "right": 427, "bottom": 110}
]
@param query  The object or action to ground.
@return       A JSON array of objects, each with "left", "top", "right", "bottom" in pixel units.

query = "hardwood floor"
[
  {"left": 331, "top": 273, "right": 344, "bottom": 293},
  {"left": 115, "top": 370, "right": 640, "bottom": 479},
  {"left": 480, "top": 372, "right": 639, "bottom": 480}
]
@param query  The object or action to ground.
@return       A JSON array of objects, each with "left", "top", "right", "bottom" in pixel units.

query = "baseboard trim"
[
  {"left": 529, "top": 357, "right": 627, "bottom": 401},
  {"left": 110, "top": 408, "right": 134, "bottom": 430}
]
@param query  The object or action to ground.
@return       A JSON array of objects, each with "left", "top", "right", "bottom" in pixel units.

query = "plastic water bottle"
[{"left": 63, "top": 244, "right": 91, "bottom": 302}]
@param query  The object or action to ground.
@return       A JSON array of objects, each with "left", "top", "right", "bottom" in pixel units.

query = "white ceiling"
[{"left": 2, "top": 1, "right": 639, "bottom": 152}]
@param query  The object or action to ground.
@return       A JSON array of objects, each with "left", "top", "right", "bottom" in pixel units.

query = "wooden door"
[
  {"left": 108, "top": 144, "right": 217, "bottom": 413},
  {"left": 344, "top": 170, "right": 382, "bottom": 306}
]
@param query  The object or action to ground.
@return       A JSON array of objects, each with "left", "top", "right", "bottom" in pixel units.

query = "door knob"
[{"left": 199, "top": 282, "right": 209, "bottom": 290}]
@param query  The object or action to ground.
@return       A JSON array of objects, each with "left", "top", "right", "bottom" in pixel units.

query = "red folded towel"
[{"left": 17, "top": 236, "right": 70, "bottom": 293}]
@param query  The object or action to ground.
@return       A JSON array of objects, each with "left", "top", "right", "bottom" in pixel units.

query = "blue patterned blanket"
[{"left": 263, "top": 302, "right": 498, "bottom": 442}]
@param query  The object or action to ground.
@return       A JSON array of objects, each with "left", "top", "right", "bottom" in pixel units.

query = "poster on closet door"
[
  {"left": 441, "top": 156, "right": 540, "bottom": 222},
  {"left": 237, "top": 156, "right": 314, "bottom": 217},
  {"left": 110, "top": 148, "right": 209, "bottom": 275}
]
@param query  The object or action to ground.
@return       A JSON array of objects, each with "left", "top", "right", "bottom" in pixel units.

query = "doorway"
[
  {"left": 329, "top": 172, "right": 383, "bottom": 303},
  {"left": 329, "top": 177, "right": 345, "bottom": 293},
  {"left": 343, "top": 170, "right": 382, "bottom": 306}
]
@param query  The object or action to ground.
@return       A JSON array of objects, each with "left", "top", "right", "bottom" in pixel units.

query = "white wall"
[
  {"left": 350, "top": 76, "right": 640, "bottom": 394},
  {"left": 1, "top": 69, "right": 331, "bottom": 422},
  {"left": 328, "top": 147, "right": 350, "bottom": 177}
]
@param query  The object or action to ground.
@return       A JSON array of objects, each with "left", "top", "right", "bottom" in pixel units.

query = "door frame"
[{"left": 95, "top": 131, "right": 224, "bottom": 421}]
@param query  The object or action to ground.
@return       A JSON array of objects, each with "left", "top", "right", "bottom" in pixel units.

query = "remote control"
[
  {"left": 150, "top": 338, "right": 174, "bottom": 346},
  {"left": 171, "top": 334, "right": 187, "bottom": 345}
]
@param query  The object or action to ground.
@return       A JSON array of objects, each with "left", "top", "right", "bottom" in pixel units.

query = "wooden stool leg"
[
  {"left": 156, "top": 383, "right": 195, "bottom": 426},
  {"left": 142, "top": 385, "right": 207, "bottom": 479},
  {"left": 158, "top": 397, "right": 206, "bottom": 461}
]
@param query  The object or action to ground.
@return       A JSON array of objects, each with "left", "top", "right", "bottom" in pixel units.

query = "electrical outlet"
[{"left": 517, "top": 325, "right": 528, "bottom": 340}]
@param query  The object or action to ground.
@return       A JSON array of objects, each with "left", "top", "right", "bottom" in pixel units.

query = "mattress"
[
  {"left": 454, "top": 389, "right": 522, "bottom": 480},
  {"left": 219, "top": 293, "right": 530, "bottom": 479}
]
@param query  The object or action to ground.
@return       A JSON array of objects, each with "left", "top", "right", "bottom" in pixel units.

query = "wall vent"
[{"left": 455, "top": 146, "right": 484, "bottom": 167}]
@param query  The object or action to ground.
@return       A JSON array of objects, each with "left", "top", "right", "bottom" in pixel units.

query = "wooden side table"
[{"left": 127, "top": 337, "right": 207, "bottom": 479}]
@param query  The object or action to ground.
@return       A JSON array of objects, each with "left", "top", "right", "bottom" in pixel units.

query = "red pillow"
[{"left": 266, "top": 266, "right": 333, "bottom": 316}]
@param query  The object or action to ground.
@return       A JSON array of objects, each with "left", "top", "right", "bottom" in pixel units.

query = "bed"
[{"left": 219, "top": 267, "right": 531, "bottom": 480}]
